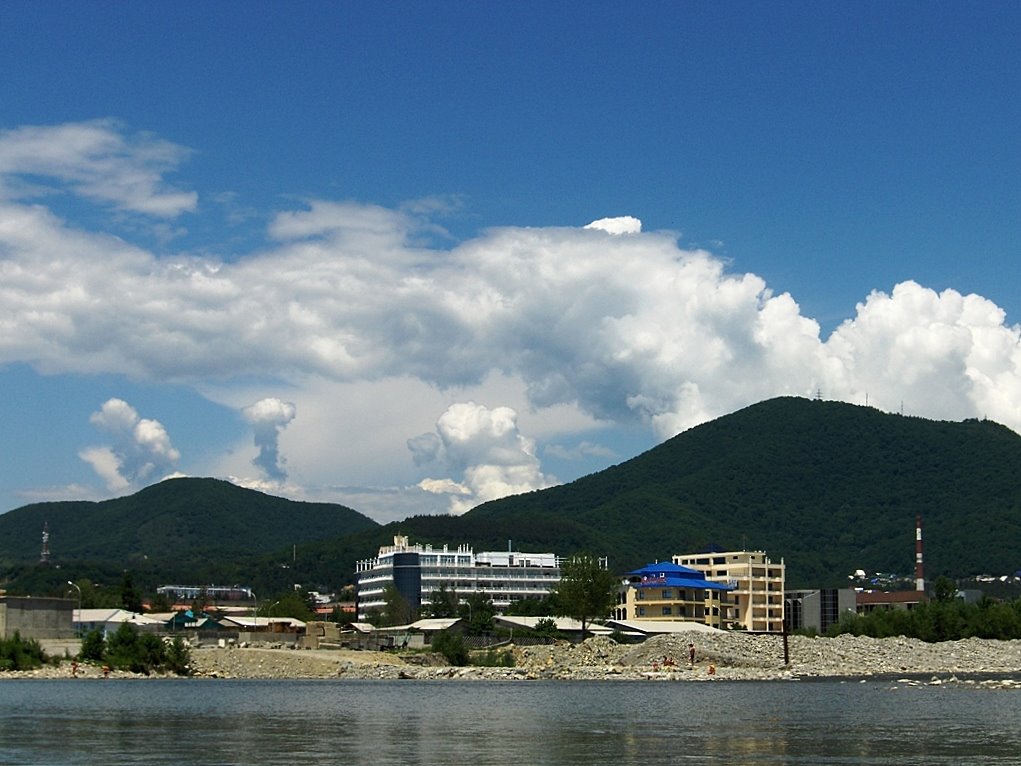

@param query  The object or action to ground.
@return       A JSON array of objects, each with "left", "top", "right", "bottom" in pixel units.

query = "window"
[
  {"left": 637, "top": 607, "right": 645, "bottom": 617},
  {"left": 637, "top": 590, "right": 645, "bottom": 600},
  {"left": 662, "top": 590, "right": 673, "bottom": 599},
  {"left": 662, "top": 606, "right": 672, "bottom": 616}
]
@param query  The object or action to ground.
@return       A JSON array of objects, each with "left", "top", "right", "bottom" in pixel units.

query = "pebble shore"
[{"left": 5, "top": 633, "right": 1021, "bottom": 688}]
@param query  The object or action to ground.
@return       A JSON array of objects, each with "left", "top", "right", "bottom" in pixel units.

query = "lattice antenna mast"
[
  {"left": 40, "top": 521, "right": 51, "bottom": 565},
  {"left": 915, "top": 515, "right": 925, "bottom": 592}
]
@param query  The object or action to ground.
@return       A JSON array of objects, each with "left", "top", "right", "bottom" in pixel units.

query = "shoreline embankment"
[{"left": 5, "top": 632, "right": 1021, "bottom": 687}]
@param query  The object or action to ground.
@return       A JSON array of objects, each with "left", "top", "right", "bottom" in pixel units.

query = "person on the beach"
[{"left": 688, "top": 643, "right": 695, "bottom": 666}]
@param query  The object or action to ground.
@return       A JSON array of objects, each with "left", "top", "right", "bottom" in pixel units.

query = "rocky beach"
[
  {"left": 9, "top": 632, "right": 1021, "bottom": 688},
  {"left": 176, "top": 631, "right": 1021, "bottom": 686}
]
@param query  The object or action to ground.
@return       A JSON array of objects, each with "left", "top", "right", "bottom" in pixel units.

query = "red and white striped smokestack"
[{"left": 915, "top": 514, "right": 925, "bottom": 592}]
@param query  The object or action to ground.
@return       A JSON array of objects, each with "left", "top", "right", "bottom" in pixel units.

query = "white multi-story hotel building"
[
  {"left": 355, "top": 535, "right": 562, "bottom": 619},
  {"left": 672, "top": 549, "right": 786, "bottom": 633}
]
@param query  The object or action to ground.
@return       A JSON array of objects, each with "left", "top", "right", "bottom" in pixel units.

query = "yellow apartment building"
[{"left": 672, "top": 550, "right": 786, "bottom": 632}]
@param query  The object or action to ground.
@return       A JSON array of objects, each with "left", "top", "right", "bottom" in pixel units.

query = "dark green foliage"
[
  {"left": 120, "top": 572, "right": 143, "bottom": 613},
  {"left": 78, "top": 629, "right": 106, "bottom": 662},
  {"left": 431, "top": 630, "right": 469, "bottom": 665},
  {"left": 423, "top": 583, "right": 459, "bottom": 618},
  {"left": 164, "top": 636, "right": 191, "bottom": 675},
  {"left": 447, "top": 398, "right": 1021, "bottom": 586},
  {"left": 380, "top": 583, "right": 415, "bottom": 627},
  {"left": 933, "top": 576, "right": 957, "bottom": 603},
  {"left": 102, "top": 623, "right": 191, "bottom": 675},
  {"left": 829, "top": 597, "right": 1021, "bottom": 642},
  {"left": 69, "top": 578, "right": 122, "bottom": 609},
  {"left": 533, "top": 617, "right": 560, "bottom": 639},
  {"left": 0, "top": 477, "right": 378, "bottom": 583},
  {"left": 473, "top": 648, "right": 515, "bottom": 667},
  {"left": 459, "top": 593, "right": 495, "bottom": 635},
  {"left": 0, "top": 632, "right": 47, "bottom": 671},
  {"left": 149, "top": 591, "right": 172, "bottom": 613},
  {"left": 261, "top": 589, "right": 315, "bottom": 622},
  {"left": 505, "top": 597, "right": 552, "bottom": 617},
  {"left": 553, "top": 554, "right": 617, "bottom": 636}
]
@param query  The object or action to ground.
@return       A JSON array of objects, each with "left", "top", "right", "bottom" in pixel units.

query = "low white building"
[
  {"left": 356, "top": 535, "right": 562, "bottom": 619},
  {"left": 75, "top": 608, "right": 164, "bottom": 636}
]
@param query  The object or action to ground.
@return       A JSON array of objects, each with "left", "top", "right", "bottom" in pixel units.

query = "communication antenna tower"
[
  {"left": 915, "top": 515, "right": 925, "bottom": 593},
  {"left": 39, "top": 521, "right": 51, "bottom": 565}
]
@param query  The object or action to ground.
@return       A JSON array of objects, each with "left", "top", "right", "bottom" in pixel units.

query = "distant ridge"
[
  {"left": 3, "top": 398, "right": 1020, "bottom": 593},
  {"left": 0, "top": 477, "right": 378, "bottom": 574}
]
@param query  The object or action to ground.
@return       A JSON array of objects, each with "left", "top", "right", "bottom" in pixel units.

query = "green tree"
[
  {"left": 78, "top": 629, "right": 106, "bottom": 662},
  {"left": 120, "top": 572, "right": 143, "bottom": 613},
  {"left": 105, "top": 622, "right": 148, "bottom": 672},
  {"left": 505, "top": 597, "right": 550, "bottom": 616},
  {"left": 72, "top": 578, "right": 120, "bottom": 609},
  {"left": 431, "top": 629, "right": 468, "bottom": 666},
  {"left": 164, "top": 636, "right": 191, "bottom": 675},
  {"left": 150, "top": 591, "right": 172, "bottom": 613},
  {"left": 0, "top": 632, "right": 48, "bottom": 671},
  {"left": 553, "top": 554, "right": 616, "bottom": 638},
  {"left": 102, "top": 622, "right": 190, "bottom": 675},
  {"left": 262, "top": 590, "right": 315, "bottom": 622},
  {"left": 380, "top": 583, "right": 415, "bottom": 627},
  {"left": 533, "top": 617, "right": 561, "bottom": 640},
  {"left": 424, "top": 583, "right": 459, "bottom": 618},
  {"left": 459, "top": 592, "right": 495, "bottom": 635},
  {"left": 933, "top": 576, "right": 958, "bottom": 603}
]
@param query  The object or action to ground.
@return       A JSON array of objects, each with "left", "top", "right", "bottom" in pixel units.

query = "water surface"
[{"left": 1, "top": 678, "right": 1018, "bottom": 765}]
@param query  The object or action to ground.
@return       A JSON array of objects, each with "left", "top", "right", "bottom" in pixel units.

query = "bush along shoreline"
[
  {"left": 0, "top": 624, "right": 191, "bottom": 678},
  {"left": 0, "top": 632, "right": 51, "bottom": 672},
  {"left": 76, "top": 624, "right": 191, "bottom": 676}
]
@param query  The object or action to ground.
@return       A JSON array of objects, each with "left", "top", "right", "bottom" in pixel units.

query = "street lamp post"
[
  {"left": 250, "top": 589, "right": 257, "bottom": 640},
  {"left": 67, "top": 581, "right": 82, "bottom": 637}
]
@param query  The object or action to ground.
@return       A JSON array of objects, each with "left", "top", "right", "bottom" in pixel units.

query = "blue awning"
[{"left": 626, "top": 562, "right": 734, "bottom": 592}]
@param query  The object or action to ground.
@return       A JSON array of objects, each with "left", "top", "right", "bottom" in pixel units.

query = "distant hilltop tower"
[
  {"left": 39, "top": 521, "right": 51, "bottom": 565},
  {"left": 915, "top": 514, "right": 925, "bottom": 592}
]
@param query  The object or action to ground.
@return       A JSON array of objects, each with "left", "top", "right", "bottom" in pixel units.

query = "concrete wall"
[
  {"left": 0, "top": 596, "right": 75, "bottom": 640},
  {"left": 302, "top": 621, "right": 341, "bottom": 649}
]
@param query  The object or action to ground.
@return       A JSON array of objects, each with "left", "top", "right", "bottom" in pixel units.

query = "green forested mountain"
[
  {"left": 441, "top": 397, "right": 1021, "bottom": 586},
  {"left": 0, "top": 477, "right": 378, "bottom": 582},
  {"left": 3, "top": 398, "right": 1021, "bottom": 595}
]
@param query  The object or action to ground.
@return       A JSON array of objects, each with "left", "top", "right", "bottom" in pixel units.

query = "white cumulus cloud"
[
  {"left": 242, "top": 397, "right": 297, "bottom": 482},
  {"left": 411, "top": 402, "right": 557, "bottom": 514},
  {"left": 79, "top": 398, "right": 180, "bottom": 491},
  {"left": 584, "top": 215, "right": 642, "bottom": 235},
  {"left": 5, "top": 121, "right": 1021, "bottom": 518}
]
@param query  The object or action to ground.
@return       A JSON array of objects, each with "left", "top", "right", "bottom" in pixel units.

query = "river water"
[{"left": 1, "top": 678, "right": 1019, "bottom": 765}]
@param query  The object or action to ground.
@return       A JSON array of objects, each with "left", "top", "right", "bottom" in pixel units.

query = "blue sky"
[{"left": 1, "top": 3, "right": 1019, "bottom": 521}]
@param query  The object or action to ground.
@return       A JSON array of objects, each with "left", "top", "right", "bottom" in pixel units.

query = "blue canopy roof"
[{"left": 626, "top": 562, "right": 734, "bottom": 592}]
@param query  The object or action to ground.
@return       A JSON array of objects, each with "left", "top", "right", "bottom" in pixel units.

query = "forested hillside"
[
  {"left": 4, "top": 398, "right": 1020, "bottom": 594},
  {"left": 0, "top": 477, "right": 378, "bottom": 578},
  {"left": 448, "top": 397, "right": 1021, "bottom": 585}
]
